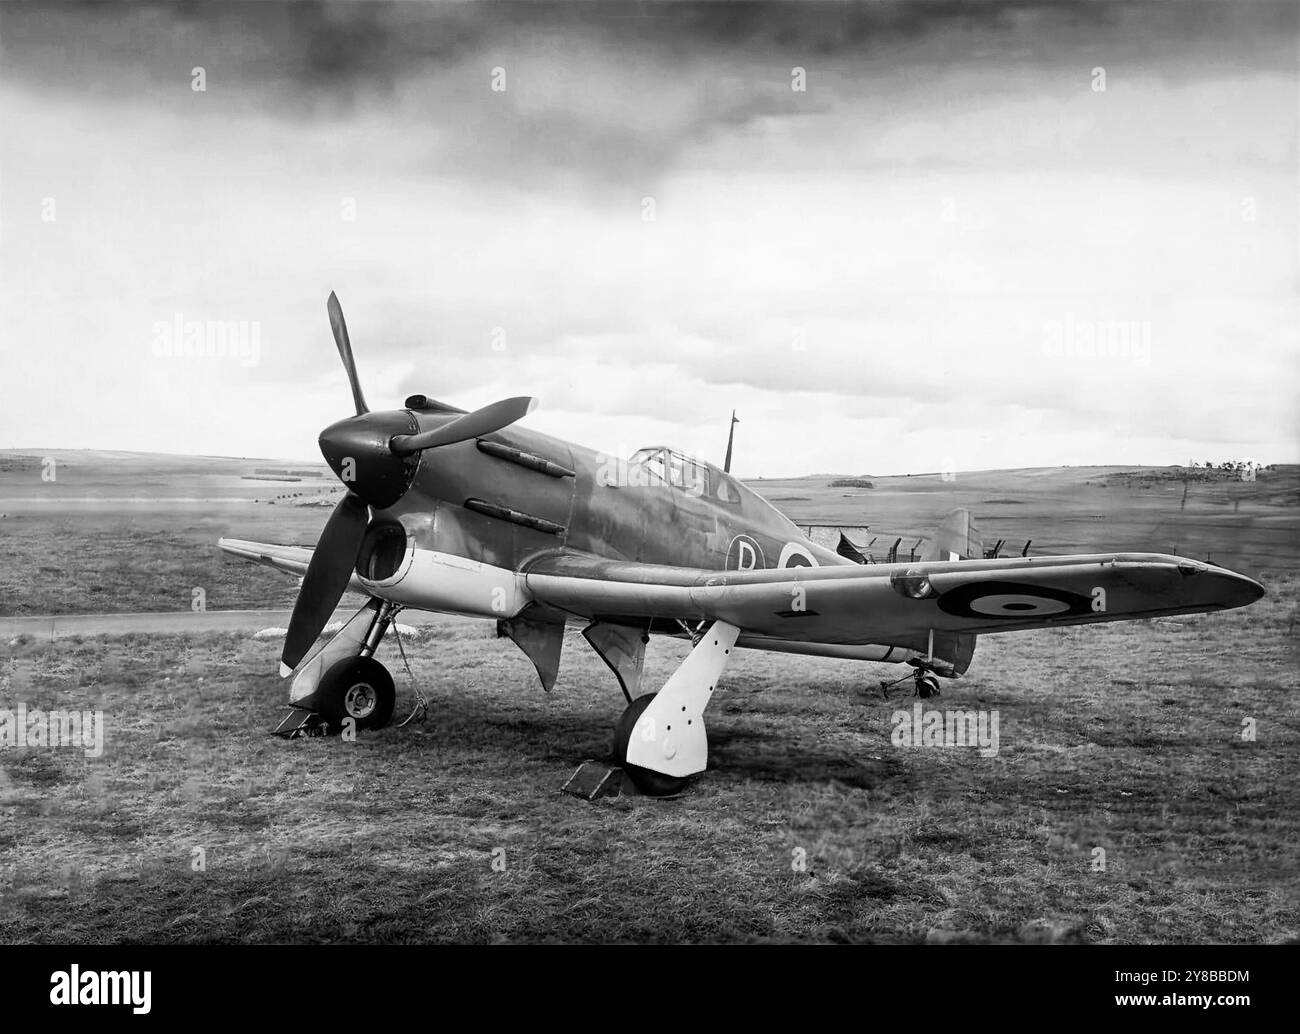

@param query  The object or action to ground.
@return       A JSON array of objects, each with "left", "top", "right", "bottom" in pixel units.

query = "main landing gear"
[
  {"left": 277, "top": 597, "right": 401, "bottom": 736},
  {"left": 317, "top": 655, "right": 396, "bottom": 730},
  {"left": 605, "top": 620, "right": 741, "bottom": 797},
  {"left": 611, "top": 693, "right": 690, "bottom": 797}
]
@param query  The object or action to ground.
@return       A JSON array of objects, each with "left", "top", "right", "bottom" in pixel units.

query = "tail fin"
[{"left": 920, "top": 507, "right": 983, "bottom": 562}]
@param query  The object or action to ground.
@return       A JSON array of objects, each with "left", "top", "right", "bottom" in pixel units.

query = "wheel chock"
[
  {"left": 271, "top": 707, "right": 329, "bottom": 739},
  {"left": 562, "top": 760, "right": 640, "bottom": 800}
]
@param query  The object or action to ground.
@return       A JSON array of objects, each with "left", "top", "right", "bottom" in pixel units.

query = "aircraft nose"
[{"left": 318, "top": 411, "right": 419, "bottom": 509}]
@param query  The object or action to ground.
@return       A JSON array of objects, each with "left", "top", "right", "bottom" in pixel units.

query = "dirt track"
[{"left": 0, "top": 608, "right": 471, "bottom": 641}]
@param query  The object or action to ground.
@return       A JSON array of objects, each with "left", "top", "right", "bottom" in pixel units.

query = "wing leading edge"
[{"left": 218, "top": 537, "right": 367, "bottom": 594}]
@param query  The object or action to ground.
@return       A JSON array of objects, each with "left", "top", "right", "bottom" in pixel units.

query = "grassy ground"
[
  {"left": 0, "top": 515, "right": 321, "bottom": 616},
  {"left": 0, "top": 449, "right": 339, "bottom": 616},
  {"left": 2, "top": 574, "right": 1296, "bottom": 943},
  {"left": 2, "top": 449, "right": 1295, "bottom": 942}
]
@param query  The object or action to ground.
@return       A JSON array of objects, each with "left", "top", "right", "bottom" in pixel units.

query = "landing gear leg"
[
  {"left": 610, "top": 620, "right": 740, "bottom": 796},
  {"left": 285, "top": 597, "right": 401, "bottom": 732}
]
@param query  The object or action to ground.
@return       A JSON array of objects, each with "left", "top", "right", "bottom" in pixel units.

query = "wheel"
[
  {"left": 612, "top": 692, "right": 691, "bottom": 797},
  {"left": 916, "top": 673, "right": 941, "bottom": 699},
  {"left": 318, "top": 656, "right": 395, "bottom": 731}
]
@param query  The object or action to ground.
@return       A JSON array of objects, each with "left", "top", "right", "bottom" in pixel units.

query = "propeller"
[
  {"left": 389, "top": 396, "right": 537, "bottom": 454},
  {"left": 280, "top": 492, "right": 368, "bottom": 675},
  {"left": 327, "top": 291, "right": 368, "bottom": 416},
  {"left": 278, "top": 292, "right": 538, "bottom": 676}
]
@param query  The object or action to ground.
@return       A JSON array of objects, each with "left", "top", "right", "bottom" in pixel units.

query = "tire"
[
  {"left": 318, "top": 656, "right": 396, "bottom": 731},
  {"left": 612, "top": 693, "right": 690, "bottom": 797}
]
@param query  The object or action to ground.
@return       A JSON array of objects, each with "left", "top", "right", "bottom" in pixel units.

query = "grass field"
[
  {"left": 0, "top": 450, "right": 341, "bottom": 616},
  {"left": 1, "top": 578, "right": 1296, "bottom": 943},
  {"left": 1, "top": 449, "right": 1296, "bottom": 942}
]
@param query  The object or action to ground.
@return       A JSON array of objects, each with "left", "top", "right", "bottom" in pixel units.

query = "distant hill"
[{"left": 0, "top": 448, "right": 330, "bottom": 477}]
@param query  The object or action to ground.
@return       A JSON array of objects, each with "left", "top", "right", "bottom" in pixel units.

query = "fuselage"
[{"left": 344, "top": 400, "right": 848, "bottom": 608}]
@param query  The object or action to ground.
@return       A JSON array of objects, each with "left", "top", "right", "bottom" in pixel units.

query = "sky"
[{"left": 1, "top": 0, "right": 1296, "bottom": 477}]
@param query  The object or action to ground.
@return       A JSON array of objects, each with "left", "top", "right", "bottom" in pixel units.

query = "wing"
[
  {"left": 218, "top": 537, "right": 367, "bottom": 593},
  {"left": 522, "top": 550, "right": 1264, "bottom": 645}
]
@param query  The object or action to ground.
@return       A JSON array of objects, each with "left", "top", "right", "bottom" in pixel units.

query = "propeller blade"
[
  {"left": 327, "top": 291, "right": 369, "bottom": 416},
  {"left": 389, "top": 395, "right": 538, "bottom": 455},
  {"left": 280, "top": 492, "right": 369, "bottom": 675}
]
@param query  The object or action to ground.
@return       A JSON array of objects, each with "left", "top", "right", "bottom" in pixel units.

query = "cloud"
[{"left": 0, "top": 1, "right": 1294, "bottom": 474}]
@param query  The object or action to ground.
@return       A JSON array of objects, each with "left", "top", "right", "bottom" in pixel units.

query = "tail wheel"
[
  {"left": 917, "top": 673, "right": 941, "bottom": 699},
  {"left": 612, "top": 692, "right": 690, "bottom": 797},
  {"left": 319, "top": 656, "right": 396, "bottom": 731}
]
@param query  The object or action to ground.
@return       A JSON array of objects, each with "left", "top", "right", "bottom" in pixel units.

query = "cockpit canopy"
[{"left": 628, "top": 447, "right": 743, "bottom": 503}]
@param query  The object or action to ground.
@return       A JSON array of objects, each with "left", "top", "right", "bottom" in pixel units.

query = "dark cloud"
[
  {"left": 5, "top": 2, "right": 1294, "bottom": 105},
  {"left": 2, "top": 0, "right": 1293, "bottom": 198}
]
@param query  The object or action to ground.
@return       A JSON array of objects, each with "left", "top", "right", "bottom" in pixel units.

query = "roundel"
[
  {"left": 936, "top": 580, "right": 1093, "bottom": 619},
  {"left": 777, "top": 542, "right": 819, "bottom": 568},
  {"left": 726, "top": 535, "right": 766, "bottom": 571}
]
